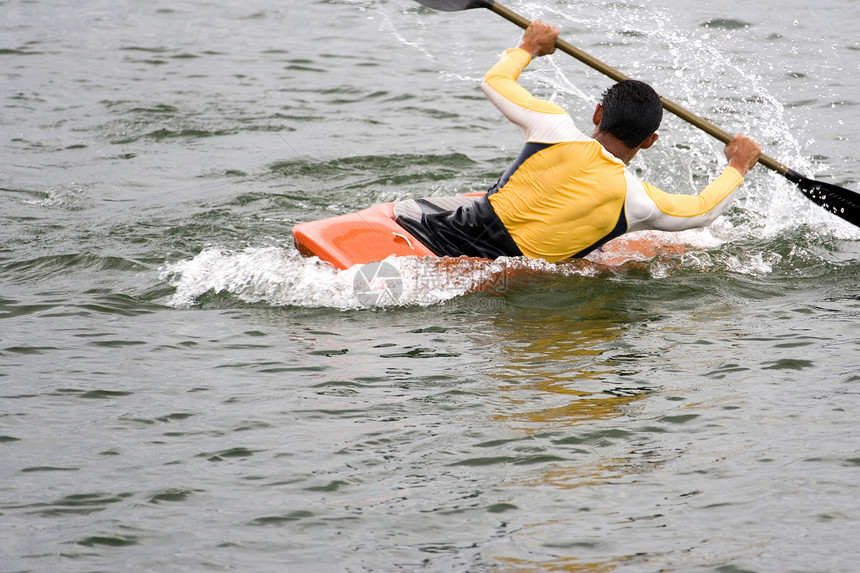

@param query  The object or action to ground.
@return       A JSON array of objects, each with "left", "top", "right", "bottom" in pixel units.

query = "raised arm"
[{"left": 481, "top": 20, "right": 586, "bottom": 143}]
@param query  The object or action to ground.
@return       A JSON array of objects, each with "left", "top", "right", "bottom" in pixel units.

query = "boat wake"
[
  {"left": 159, "top": 226, "right": 787, "bottom": 310},
  {"left": 161, "top": 246, "right": 525, "bottom": 310}
]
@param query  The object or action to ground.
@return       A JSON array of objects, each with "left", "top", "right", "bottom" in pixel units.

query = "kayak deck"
[{"left": 292, "top": 202, "right": 435, "bottom": 270}]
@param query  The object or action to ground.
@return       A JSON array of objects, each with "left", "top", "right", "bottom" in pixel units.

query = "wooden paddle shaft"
[{"left": 489, "top": 2, "right": 788, "bottom": 175}]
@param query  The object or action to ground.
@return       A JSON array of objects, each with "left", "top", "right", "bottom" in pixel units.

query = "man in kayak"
[{"left": 394, "top": 20, "right": 762, "bottom": 261}]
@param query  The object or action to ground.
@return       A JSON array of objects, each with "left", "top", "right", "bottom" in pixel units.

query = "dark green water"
[{"left": 1, "top": 0, "right": 858, "bottom": 571}]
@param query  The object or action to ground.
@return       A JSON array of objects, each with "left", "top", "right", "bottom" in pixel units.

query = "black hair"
[{"left": 598, "top": 80, "right": 663, "bottom": 148}]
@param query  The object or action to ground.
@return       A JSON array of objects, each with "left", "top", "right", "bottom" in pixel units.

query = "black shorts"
[{"left": 393, "top": 194, "right": 523, "bottom": 260}]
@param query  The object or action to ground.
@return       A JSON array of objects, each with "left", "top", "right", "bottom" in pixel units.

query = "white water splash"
[
  {"left": 159, "top": 225, "right": 765, "bottom": 310},
  {"left": 160, "top": 247, "right": 551, "bottom": 310},
  {"left": 161, "top": 247, "right": 351, "bottom": 309}
]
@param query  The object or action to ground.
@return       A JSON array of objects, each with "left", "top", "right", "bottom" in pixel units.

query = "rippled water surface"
[{"left": 2, "top": 0, "right": 859, "bottom": 571}]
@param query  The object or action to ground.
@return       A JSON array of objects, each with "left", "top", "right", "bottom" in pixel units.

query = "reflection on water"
[
  {"left": 493, "top": 549, "right": 627, "bottom": 573},
  {"left": 474, "top": 283, "right": 696, "bottom": 571},
  {"left": 490, "top": 288, "right": 650, "bottom": 430}
]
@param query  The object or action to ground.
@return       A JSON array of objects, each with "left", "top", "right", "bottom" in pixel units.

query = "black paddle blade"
[
  {"left": 412, "top": 0, "right": 495, "bottom": 11},
  {"left": 785, "top": 169, "right": 860, "bottom": 227}
]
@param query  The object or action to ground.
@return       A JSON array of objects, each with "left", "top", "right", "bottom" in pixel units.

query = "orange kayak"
[{"left": 292, "top": 198, "right": 684, "bottom": 270}]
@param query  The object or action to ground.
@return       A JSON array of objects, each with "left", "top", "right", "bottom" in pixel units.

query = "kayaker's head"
[{"left": 592, "top": 80, "right": 663, "bottom": 157}]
